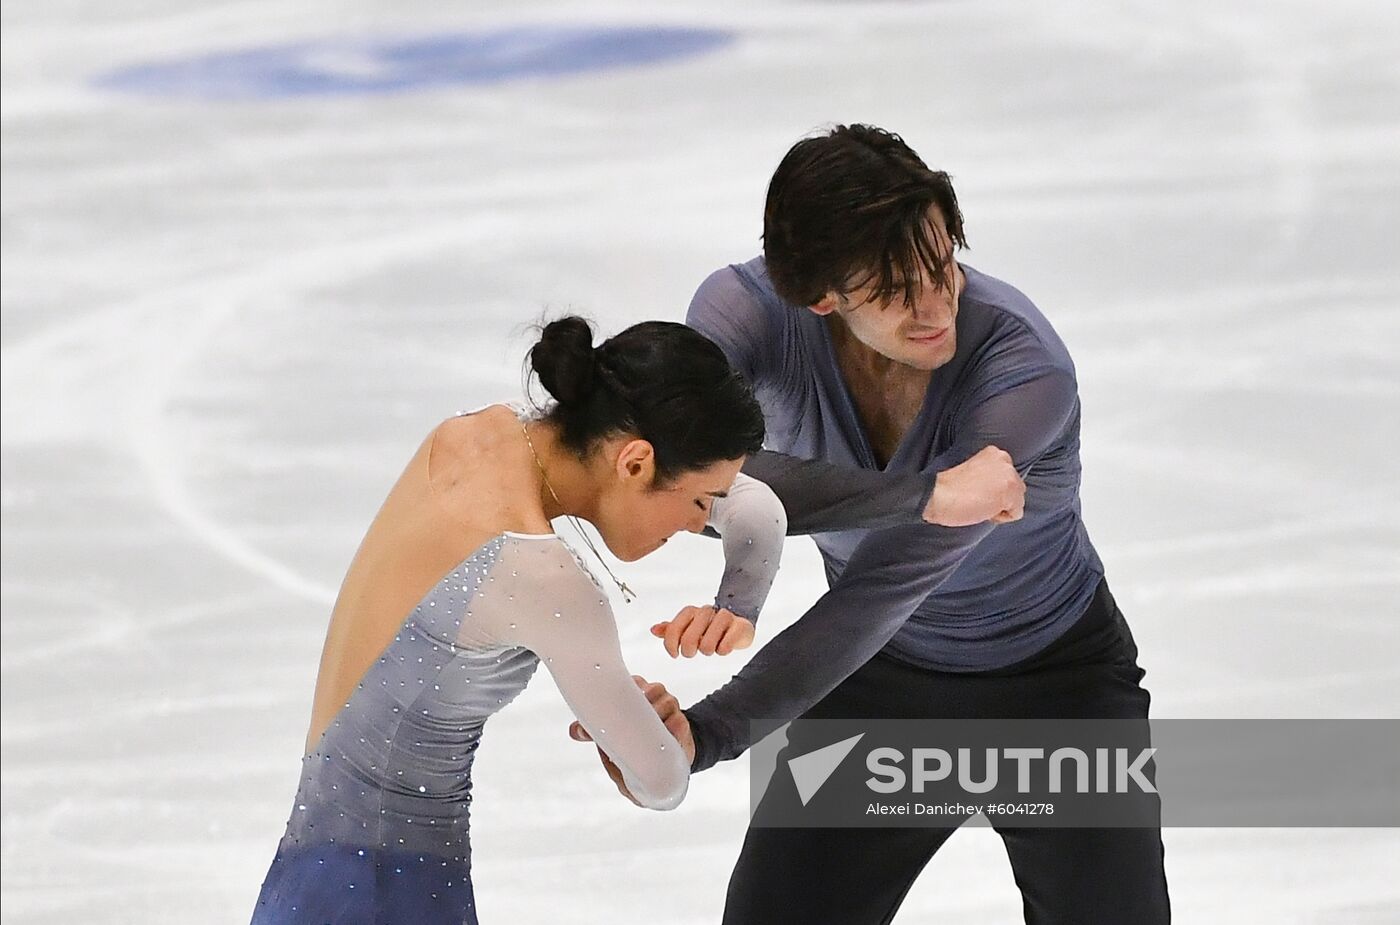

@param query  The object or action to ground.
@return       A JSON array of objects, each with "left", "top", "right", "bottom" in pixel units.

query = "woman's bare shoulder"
[
  {"left": 434, "top": 403, "right": 522, "bottom": 448},
  {"left": 426, "top": 405, "right": 551, "bottom": 533}
]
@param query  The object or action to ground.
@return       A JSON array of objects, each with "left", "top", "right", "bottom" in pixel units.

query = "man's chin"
[
  {"left": 905, "top": 339, "right": 955, "bottom": 370},
  {"left": 900, "top": 352, "right": 948, "bottom": 372}
]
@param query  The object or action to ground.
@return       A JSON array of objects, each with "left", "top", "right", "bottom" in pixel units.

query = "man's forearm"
[
  {"left": 739, "top": 450, "right": 936, "bottom": 535},
  {"left": 737, "top": 447, "right": 1025, "bottom": 534},
  {"left": 685, "top": 520, "right": 996, "bottom": 773}
]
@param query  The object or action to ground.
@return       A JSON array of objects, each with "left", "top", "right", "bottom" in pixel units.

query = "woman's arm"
[
  {"left": 706, "top": 471, "right": 787, "bottom": 622},
  {"left": 478, "top": 537, "right": 691, "bottom": 809}
]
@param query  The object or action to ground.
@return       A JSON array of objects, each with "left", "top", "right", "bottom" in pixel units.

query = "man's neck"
[
  {"left": 825, "top": 318, "right": 932, "bottom": 466},
  {"left": 826, "top": 316, "right": 928, "bottom": 388}
]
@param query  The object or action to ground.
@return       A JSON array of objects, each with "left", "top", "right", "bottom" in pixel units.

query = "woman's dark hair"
[
  {"left": 527, "top": 316, "right": 765, "bottom": 485},
  {"left": 763, "top": 123, "right": 967, "bottom": 308}
]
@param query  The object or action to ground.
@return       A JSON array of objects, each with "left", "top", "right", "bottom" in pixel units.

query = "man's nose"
[{"left": 913, "top": 292, "right": 953, "bottom": 325}]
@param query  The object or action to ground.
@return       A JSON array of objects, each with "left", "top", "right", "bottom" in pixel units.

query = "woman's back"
[{"left": 304, "top": 404, "right": 546, "bottom": 755}]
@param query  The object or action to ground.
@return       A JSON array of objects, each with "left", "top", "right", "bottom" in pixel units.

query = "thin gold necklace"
[{"left": 520, "top": 416, "right": 636, "bottom": 603}]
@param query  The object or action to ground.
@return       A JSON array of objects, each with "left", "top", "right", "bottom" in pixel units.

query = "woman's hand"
[{"left": 652, "top": 605, "right": 755, "bottom": 658}]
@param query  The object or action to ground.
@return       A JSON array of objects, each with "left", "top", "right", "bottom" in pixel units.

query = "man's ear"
[{"left": 807, "top": 293, "right": 840, "bottom": 316}]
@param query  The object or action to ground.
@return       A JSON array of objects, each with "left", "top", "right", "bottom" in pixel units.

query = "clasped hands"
[{"left": 568, "top": 604, "right": 749, "bottom": 804}]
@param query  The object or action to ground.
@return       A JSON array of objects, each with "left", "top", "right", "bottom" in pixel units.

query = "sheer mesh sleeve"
[
  {"left": 686, "top": 266, "right": 786, "bottom": 387},
  {"left": 468, "top": 536, "right": 690, "bottom": 810},
  {"left": 705, "top": 471, "right": 787, "bottom": 623},
  {"left": 738, "top": 450, "right": 936, "bottom": 535}
]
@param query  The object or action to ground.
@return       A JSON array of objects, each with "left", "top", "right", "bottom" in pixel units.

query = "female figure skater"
[{"left": 250, "top": 317, "right": 785, "bottom": 923}]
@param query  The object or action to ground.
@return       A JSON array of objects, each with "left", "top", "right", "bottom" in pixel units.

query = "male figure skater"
[{"left": 673, "top": 124, "right": 1169, "bottom": 923}]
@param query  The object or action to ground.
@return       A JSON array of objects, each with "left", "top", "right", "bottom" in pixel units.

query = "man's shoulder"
[
  {"left": 692, "top": 255, "right": 772, "bottom": 305},
  {"left": 688, "top": 256, "right": 795, "bottom": 336},
  {"left": 959, "top": 264, "right": 1075, "bottom": 373},
  {"left": 686, "top": 256, "right": 802, "bottom": 382}
]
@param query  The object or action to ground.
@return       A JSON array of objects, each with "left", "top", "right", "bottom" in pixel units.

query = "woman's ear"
[{"left": 614, "top": 438, "right": 657, "bottom": 485}]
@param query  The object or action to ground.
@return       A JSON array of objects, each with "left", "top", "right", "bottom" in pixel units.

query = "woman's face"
[{"left": 591, "top": 440, "right": 745, "bottom": 562}]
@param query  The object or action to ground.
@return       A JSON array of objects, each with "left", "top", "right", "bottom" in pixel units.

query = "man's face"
[{"left": 809, "top": 210, "right": 964, "bottom": 372}]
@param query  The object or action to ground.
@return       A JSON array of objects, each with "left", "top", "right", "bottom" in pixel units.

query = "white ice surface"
[{"left": 3, "top": 1, "right": 1398, "bottom": 922}]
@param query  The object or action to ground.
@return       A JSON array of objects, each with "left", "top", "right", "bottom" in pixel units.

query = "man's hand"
[
  {"left": 568, "top": 676, "right": 697, "bottom": 794},
  {"left": 651, "top": 605, "right": 755, "bottom": 658},
  {"left": 593, "top": 746, "right": 642, "bottom": 807},
  {"left": 924, "top": 445, "right": 1026, "bottom": 526}
]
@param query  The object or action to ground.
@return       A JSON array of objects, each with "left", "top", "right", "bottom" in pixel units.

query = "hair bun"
[{"left": 530, "top": 316, "right": 597, "bottom": 406}]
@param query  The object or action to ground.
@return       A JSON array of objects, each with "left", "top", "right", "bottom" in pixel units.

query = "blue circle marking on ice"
[{"left": 95, "top": 26, "right": 735, "bottom": 99}]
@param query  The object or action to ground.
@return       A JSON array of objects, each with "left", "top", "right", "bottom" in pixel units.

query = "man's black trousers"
[{"left": 722, "top": 579, "right": 1172, "bottom": 925}]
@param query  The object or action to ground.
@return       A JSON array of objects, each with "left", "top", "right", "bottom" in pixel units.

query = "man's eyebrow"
[{"left": 707, "top": 490, "right": 729, "bottom": 498}]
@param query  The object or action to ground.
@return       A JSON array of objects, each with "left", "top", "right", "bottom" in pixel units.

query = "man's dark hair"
[{"left": 763, "top": 124, "right": 967, "bottom": 308}]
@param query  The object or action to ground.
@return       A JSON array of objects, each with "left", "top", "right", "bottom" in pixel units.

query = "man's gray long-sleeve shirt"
[{"left": 685, "top": 256, "right": 1105, "bottom": 773}]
